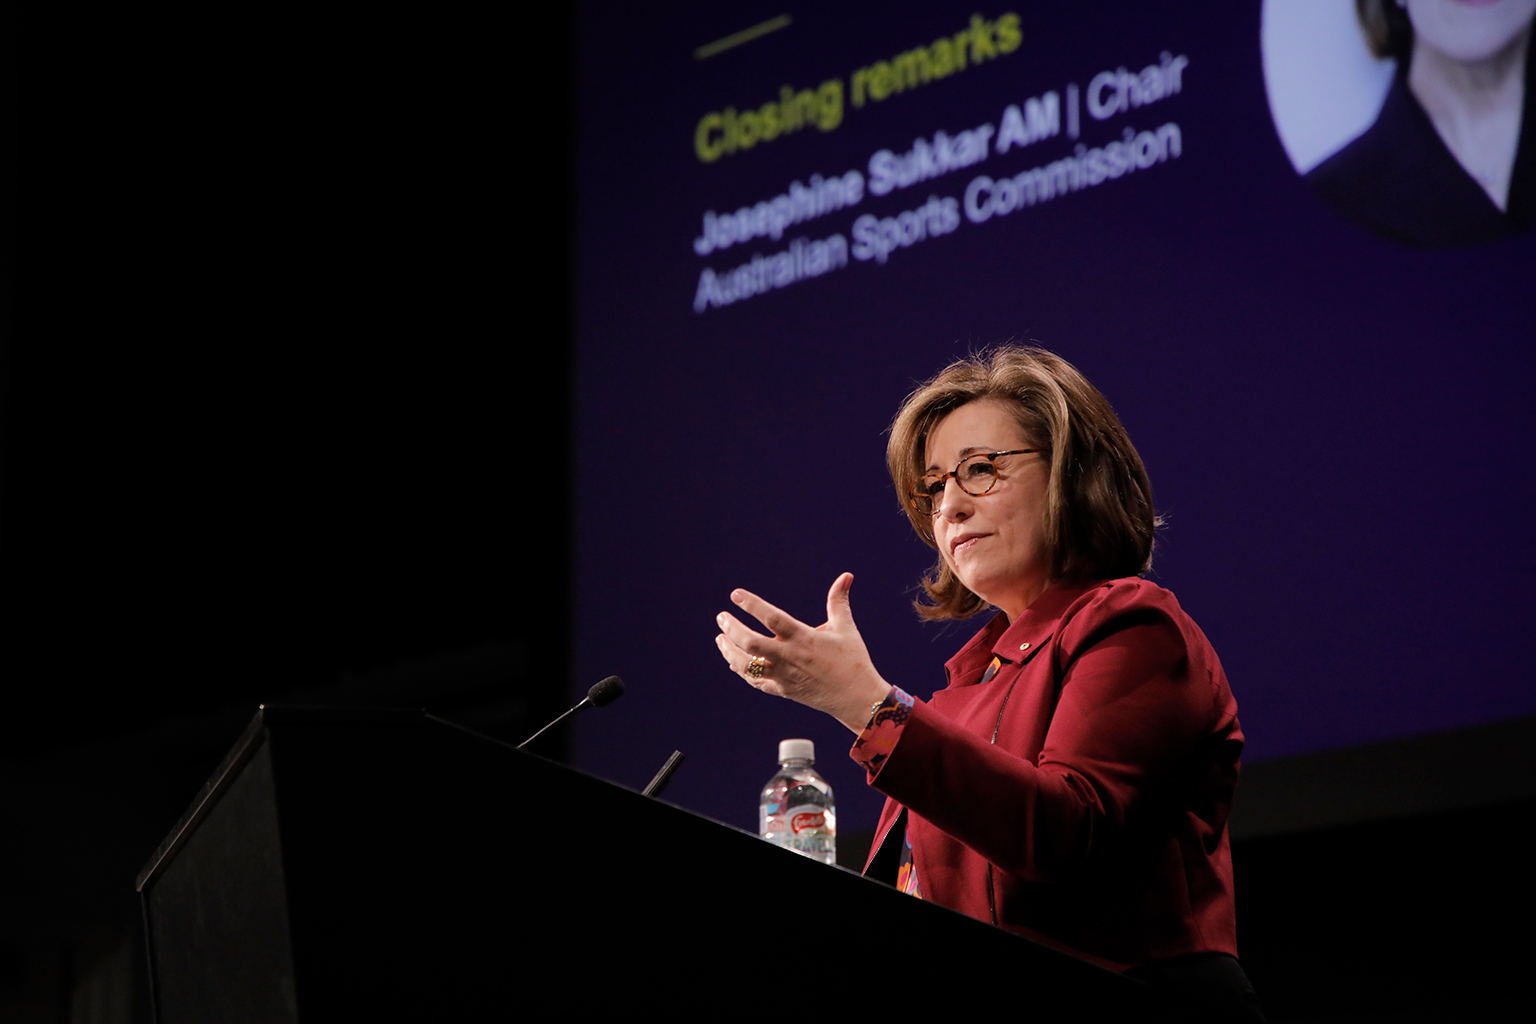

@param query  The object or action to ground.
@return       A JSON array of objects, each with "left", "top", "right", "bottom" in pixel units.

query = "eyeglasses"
[{"left": 909, "top": 449, "right": 1044, "bottom": 516}]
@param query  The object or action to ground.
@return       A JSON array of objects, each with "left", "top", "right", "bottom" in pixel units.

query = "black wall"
[{"left": 4, "top": 6, "right": 577, "bottom": 1020}]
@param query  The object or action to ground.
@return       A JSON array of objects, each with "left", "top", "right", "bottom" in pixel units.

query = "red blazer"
[{"left": 861, "top": 578, "right": 1243, "bottom": 970}]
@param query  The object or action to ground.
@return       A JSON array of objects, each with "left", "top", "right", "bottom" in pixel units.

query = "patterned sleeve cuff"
[{"left": 848, "top": 685, "right": 915, "bottom": 776}]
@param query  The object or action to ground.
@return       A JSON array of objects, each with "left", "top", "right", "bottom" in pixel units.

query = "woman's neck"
[
  {"left": 1409, "top": 26, "right": 1530, "bottom": 210},
  {"left": 991, "top": 575, "right": 1056, "bottom": 624}
]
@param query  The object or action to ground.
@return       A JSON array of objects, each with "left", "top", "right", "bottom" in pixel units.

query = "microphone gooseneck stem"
[{"left": 517, "top": 697, "right": 591, "bottom": 750}]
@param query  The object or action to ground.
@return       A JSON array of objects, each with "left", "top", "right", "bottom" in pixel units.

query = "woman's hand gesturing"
[{"left": 715, "top": 572, "right": 893, "bottom": 733}]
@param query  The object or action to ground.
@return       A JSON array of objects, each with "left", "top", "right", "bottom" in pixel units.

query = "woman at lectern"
[{"left": 715, "top": 346, "right": 1264, "bottom": 1022}]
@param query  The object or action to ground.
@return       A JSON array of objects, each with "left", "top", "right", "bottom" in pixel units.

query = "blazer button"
[{"left": 1019, "top": 642, "right": 1030, "bottom": 651}]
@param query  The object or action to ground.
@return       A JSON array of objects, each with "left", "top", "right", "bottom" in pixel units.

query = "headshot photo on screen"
[{"left": 1263, "top": 0, "right": 1535, "bottom": 246}]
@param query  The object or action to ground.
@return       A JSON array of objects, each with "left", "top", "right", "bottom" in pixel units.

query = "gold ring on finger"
[{"left": 746, "top": 656, "right": 768, "bottom": 679}]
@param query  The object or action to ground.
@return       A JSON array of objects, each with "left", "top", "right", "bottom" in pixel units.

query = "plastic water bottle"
[{"left": 760, "top": 739, "right": 836, "bottom": 864}]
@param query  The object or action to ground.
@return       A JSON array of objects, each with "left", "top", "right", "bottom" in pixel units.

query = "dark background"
[
  {"left": 4, "top": 3, "right": 1533, "bottom": 1021},
  {"left": 5, "top": 4, "right": 578, "bottom": 1020}
]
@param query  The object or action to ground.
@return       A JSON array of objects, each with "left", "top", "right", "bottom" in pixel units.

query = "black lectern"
[{"left": 138, "top": 707, "right": 1149, "bottom": 1020}]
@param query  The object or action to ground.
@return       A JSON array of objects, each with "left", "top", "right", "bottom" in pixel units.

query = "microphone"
[
  {"left": 518, "top": 675, "right": 625, "bottom": 750},
  {"left": 585, "top": 674, "right": 625, "bottom": 708}
]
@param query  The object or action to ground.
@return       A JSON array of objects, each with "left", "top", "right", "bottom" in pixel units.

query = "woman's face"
[
  {"left": 1406, "top": 0, "right": 1536, "bottom": 63},
  {"left": 924, "top": 399, "right": 1053, "bottom": 621}
]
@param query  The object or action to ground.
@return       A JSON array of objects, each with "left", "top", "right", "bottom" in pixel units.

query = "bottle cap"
[{"left": 778, "top": 738, "right": 815, "bottom": 762}]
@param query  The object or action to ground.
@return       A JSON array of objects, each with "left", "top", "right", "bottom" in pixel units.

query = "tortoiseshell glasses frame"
[{"left": 908, "top": 448, "right": 1045, "bottom": 516}]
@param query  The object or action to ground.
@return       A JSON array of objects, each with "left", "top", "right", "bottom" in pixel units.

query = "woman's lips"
[{"left": 952, "top": 534, "right": 986, "bottom": 556}]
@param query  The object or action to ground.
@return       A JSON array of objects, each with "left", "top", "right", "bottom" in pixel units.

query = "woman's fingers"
[
  {"left": 716, "top": 587, "right": 813, "bottom": 661},
  {"left": 716, "top": 611, "right": 774, "bottom": 656},
  {"left": 714, "top": 626, "right": 774, "bottom": 678},
  {"left": 731, "top": 588, "right": 805, "bottom": 640},
  {"left": 714, "top": 632, "right": 756, "bottom": 672},
  {"left": 825, "top": 572, "right": 855, "bottom": 627},
  {"left": 715, "top": 633, "right": 787, "bottom": 697}
]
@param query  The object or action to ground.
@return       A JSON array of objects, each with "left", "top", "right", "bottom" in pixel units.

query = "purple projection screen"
[{"left": 572, "top": 1, "right": 1536, "bottom": 838}]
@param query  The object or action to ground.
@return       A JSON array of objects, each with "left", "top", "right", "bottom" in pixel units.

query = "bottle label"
[
  {"left": 781, "top": 802, "right": 834, "bottom": 858},
  {"left": 791, "top": 810, "right": 825, "bottom": 834}
]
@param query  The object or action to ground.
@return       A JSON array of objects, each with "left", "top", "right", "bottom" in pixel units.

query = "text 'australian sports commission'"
[{"left": 692, "top": 121, "right": 1184, "bottom": 314}]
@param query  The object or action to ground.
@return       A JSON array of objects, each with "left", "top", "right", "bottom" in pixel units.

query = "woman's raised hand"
[{"left": 715, "top": 572, "right": 893, "bottom": 733}]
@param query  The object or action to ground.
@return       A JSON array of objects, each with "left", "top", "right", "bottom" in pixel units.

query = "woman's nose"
[{"left": 937, "top": 477, "right": 971, "bottom": 520}]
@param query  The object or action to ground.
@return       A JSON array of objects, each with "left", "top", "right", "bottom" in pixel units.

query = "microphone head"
[{"left": 587, "top": 675, "right": 625, "bottom": 707}]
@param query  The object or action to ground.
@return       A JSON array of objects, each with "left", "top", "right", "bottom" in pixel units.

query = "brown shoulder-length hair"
[
  {"left": 1355, "top": 0, "right": 1414, "bottom": 62},
  {"left": 887, "top": 345, "right": 1158, "bottom": 620}
]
